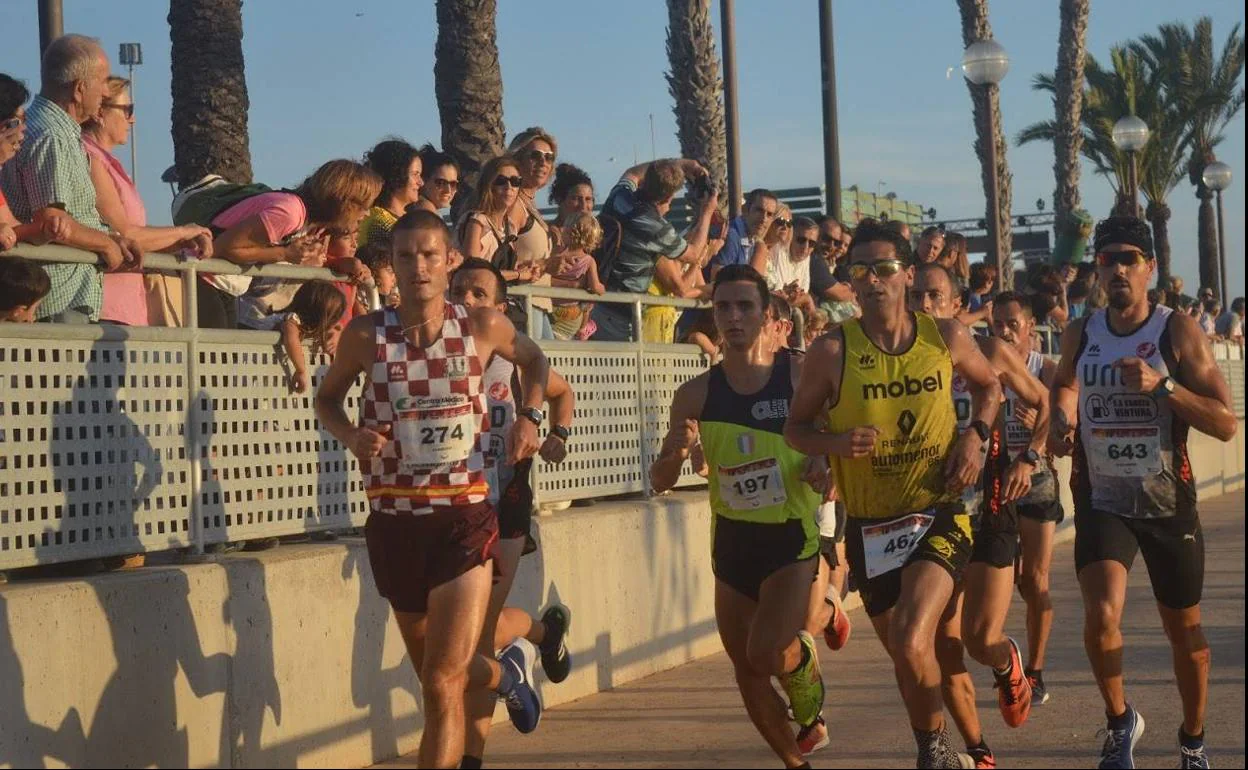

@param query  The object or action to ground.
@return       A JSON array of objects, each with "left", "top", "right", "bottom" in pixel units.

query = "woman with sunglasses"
[
  {"left": 505, "top": 128, "right": 560, "bottom": 340},
  {"left": 751, "top": 202, "right": 792, "bottom": 280},
  {"left": 360, "top": 138, "right": 423, "bottom": 248},
  {"left": 0, "top": 74, "right": 73, "bottom": 252},
  {"left": 455, "top": 155, "right": 522, "bottom": 272},
  {"left": 83, "top": 76, "right": 215, "bottom": 326},
  {"left": 415, "top": 144, "right": 460, "bottom": 214}
]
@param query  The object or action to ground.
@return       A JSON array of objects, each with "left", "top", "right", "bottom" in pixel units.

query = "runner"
[
  {"left": 449, "top": 258, "right": 576, "bottom": 769},
  {"left": 651, "top": 265, "right": 828, "bottom": 769},
  {"left": 785, "top": 220, "right": 1002, "bottom": 769},
  {"left": 1048, "top": 216, "right": 1237, "bottom": 769},
  {"left": 314, "top": 210, "right": 549, "bottom": 768},
  {"left": 911, "top": 264, "right": 1046, "bottom": 737},
  {"left": 990, "top": 290, "right": 1065, "bottom": 706}
]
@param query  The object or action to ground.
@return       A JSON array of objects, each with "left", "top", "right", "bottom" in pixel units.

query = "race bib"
[
  {"left": 1088, "top": 426, "right": 1162, "bottom": 478},
  {"left": 861, "top": 511, "right": 935, "bottom": 579},
  {"left": 717, "top": 458, "right": 787, "bottom": 511},
  {"left": 1005, "top": 420, "right": 1032, "bottom": 455},
  {"left": 396, "top": 397, "right": 477, "bottom": 469}
]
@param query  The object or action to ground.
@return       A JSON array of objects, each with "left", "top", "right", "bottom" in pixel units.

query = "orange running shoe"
[
  {"left": 993, "top": 637, "right": 1032, "bottom": 728},
  {"left": 823, "top": 598, "right": 852, "bottom": 651}
]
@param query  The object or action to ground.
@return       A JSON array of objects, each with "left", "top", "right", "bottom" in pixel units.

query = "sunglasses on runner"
[
  {"left": 493, "top": 175, "right": 523, "bottom": 188},
  {"left": 846, "top": 259, "right": 908, "bottom": 281},
  {"left": 1094, "top": 250, "right": 1150, "bottom": 268}
]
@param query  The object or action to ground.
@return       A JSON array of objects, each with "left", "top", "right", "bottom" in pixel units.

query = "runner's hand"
[
  {"left": 1112, "top": 356, "right": 1162, "bottom": 394},
  {"left": 539, "top": 434, "right": 567, "bottom": 464},
  {"left": 506, "top": 417, "right": 541, "bottom": 464},
  {"left": 801, "top": 455, "right": 831, "bottom": 495},
  {"left": 944, "top": 430, "right": 986, "bottom": 492},
  {"left": 1001, "top": 459, "right": 1033, "bottom": 504},
  {"left": 690, "top": 440, "right": 709, "bottom": 478},
  {"left": 829, "top": 426, "right": 878, "bottom": 458},
  {"left": 1047, "top": 409, "right": 1076, "bottom": 457},
  {"left": 1014, "top": 403, "right": 1038, "bottom": 431},
  {"left": 348, "top": 423, "right": 390, "bottom": 462}
]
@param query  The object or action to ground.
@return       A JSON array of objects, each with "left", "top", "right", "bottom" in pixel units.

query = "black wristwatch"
[
  {"left": 1019, "top": 448, "right": 1041, "bottom": 467},
  {"left": 969, "top": 420, "right": 992, "bottom": 443},
  {"left": 1151, "top": 376, "right": 1176, "bottom": 399},
  {"left": 519, "top": 407, "right": 545, "bottom": 427},
  {"left": 551, "top": 424, "right": 571, "bottom": 441}
]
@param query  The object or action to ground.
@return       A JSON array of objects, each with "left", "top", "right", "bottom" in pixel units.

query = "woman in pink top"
[{"left": 84, "top": 76, "right": 214, "bottom": 326}]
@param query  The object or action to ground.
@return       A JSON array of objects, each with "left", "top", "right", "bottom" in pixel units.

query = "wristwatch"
[
  {"left": 969, "top": 419, "right": 992, "bottom": 443},
  {"left": 1019, "top": 448, "right": 1041, "bottom": 467},
  {"left": 1151, "top": 376, "right": 1176, "bottom": 399},
  {"left": 519, "top": 407, "right": 545, "bottom": 427},
  {"left": 551, "top": 424, "right": 571, "bottom": 441}
]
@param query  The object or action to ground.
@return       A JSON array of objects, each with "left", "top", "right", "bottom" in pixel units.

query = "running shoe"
[
  {"left": 498, "top": 638, "right": 543, "bottom": 733},
  {"left": 1096, "top": 705, "right": 1145, "bottom": 769},
  {"left": 915, "top": 726, "right": 974, "bottom": 769},
  {"left": 1025, "top": 668, "right": 1049, "bottom": 706},
  {"left": 1179, "top": 729, "right": 1210, "bottom": 769},
  {"left": 779, "top": 631, "right": 825, "bottom": 728},
  {"left": 823, "top": 598, "right": 852, "bottom": 651},
  {"left": 967, "top": 744, "right": 996, "bottom": 769},
  {"left": 538, "top": 604, "right": 572, "bottom": 684},
  {"left": 796, "top": 716, "right": 829, "bottom": 756},
  {"left": 992, "top": 637, "right": 1032, "bottom": 728}
]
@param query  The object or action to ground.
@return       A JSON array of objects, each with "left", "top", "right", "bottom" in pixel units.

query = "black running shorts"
[
  {"left": 971, "top": 500, "right": 1020, "bottom": 568},
  {"left": 713, "top": 515, "right": 818, "bottom": 602},
  {"left": 1074, "top": 509, "right": 1204, "bottom": 609}
]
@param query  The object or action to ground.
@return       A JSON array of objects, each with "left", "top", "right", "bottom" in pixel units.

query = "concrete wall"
[{"left": 0, "top": 426, "right": 1240, "bottom": 768}]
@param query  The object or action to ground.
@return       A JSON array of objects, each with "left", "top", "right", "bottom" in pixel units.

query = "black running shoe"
[{"left": 539, "top": 604, "right": 572, "bottom": 683}]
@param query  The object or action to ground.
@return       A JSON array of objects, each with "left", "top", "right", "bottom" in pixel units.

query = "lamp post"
[
  {"left": 719, "top": 0, "right": 742, "bottom": 218},
  {"left": 119, "top": 43, "right": 143, "bottom": 184},
  {"left": 818, "top": 0, "right": 842, "bottom": 222},
  {"left": 1112, "top": 115, "right": 1149, "bottom": 217},
  {"left": 962, "top": 38, "right": 1009, "bottom": 284},
  {"left": 1202, "top": 161, "right": 1233, "bottom": 308}
]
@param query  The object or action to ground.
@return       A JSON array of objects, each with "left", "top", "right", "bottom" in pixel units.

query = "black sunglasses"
[
  {"left": 774, "top": 218, "right": 793, "bottom": 228},
  {"left": 525, "top": 149, "right": 555, "bottom": 164},
  {"left": 104, "top": 103, "right": 135, "bottom": 119},
  {"left": 1094, "top": 250, "right": 1149, "bottom": 268},
  {"left": 431, "top": 177, "right": 459, "bottom": 189},
  {"left": 492, "top": 175, "right": 523, "bottom": 188}
]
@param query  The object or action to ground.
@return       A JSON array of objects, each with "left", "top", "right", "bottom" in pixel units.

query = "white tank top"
[
  {"left": 1003, "top": 349, "right": 1044, "bottom": 459},
  {"left": 1075, "top": 306, "right": 1194, "bottom": 518},
  {"left": 483, "top": 354, "right": 517, "bottom": 505}
]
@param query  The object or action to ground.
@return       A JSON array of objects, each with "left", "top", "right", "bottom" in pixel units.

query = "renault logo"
[{"left": 897, "top": 409, "right": 917, "bottom": 435}]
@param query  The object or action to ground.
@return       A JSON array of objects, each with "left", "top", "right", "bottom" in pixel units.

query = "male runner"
[
  {"left": 450, "top": 258, "right": 576, "bottom": 769},
  {"left": 991, "top": 291, "right": 1065, "bottom": 704},
  {"left": 315, "top": 210, "right": 548, "bottom": 768},
  {"left": 785, "top": 220, "right": 1001, "bottom": 769},
  {"left": 1049, "top": 216, "right": 1236, "bottom": 769},
  {"left": 652, "top": 265, "right": 827, "bottom": 769}
]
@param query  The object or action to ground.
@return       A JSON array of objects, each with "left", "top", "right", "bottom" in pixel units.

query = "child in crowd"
[
  {"left": 0, "top": 257, "right": 51, "bottom": 322},
  {"left": 355, "top": 241, "right": 398, "bottom": 313},
  {"left": 546, "top": 211, "right": 605, "bottom": 340},
  {"left": 804, "top": 308, "right": 830, "bottom": 348},
  {"left": 240, "top": 279, "right": 347, "bottom": 393}
]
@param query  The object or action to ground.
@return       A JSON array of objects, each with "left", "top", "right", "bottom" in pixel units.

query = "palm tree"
[
  {"left": 434, "top": 0, "right": 507, "bottom": 218},
  {"left": 665, "top": 0, "right": 727, "bottom": 195},
  {"left": 1132, "top": 18, "right": 1244, "bottom": 295},
  {"left": 956, "top": 0, "right": 1014, "bottom": 288},
  {"left": 168, "top": 0, "right": 253, "bottom": 186},
  {"left": 1050, "top": 0, "right": 1090, "bottom": 235}
]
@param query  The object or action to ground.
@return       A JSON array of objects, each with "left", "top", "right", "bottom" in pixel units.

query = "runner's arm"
[
  {"left": 650, "top": 375, "right": 708, "bottom": 494},
  {"left": 1048, "top": 317, "right": 1086, "bottom": 456},
  {"left": 314, "top": 314, "right": 383, "bottom": 460},
  {"left": 939, "top": 318, "right": 1001, "bottom": 491},
  {"left": 784, "top": 332, "right": 877, "bottom": 458},
  {"left": 474, "top": 306, "right": 550, "bottom": 462},
  {"left": 538, "top": 367, "right": 576, "bottom": 463}
]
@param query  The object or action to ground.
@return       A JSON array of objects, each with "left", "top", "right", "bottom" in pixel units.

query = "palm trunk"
[
  {"left": 957, "top": 0, "right": 1014, "bottom": 289},
  {"left": 1145, "top": 199, "right": 1172, "bottom": 287},
  {"left": 1052, "top": 0, "right": 1089, "bottom": 237},
  {"left": 665, "top": 0, "right": 728, "bottom": 195},
  {"left": 168, "top": 0, "right": 253, "bottom": 186},
  {"left": 1196, "top": 183, "right": 1220, "bottom": 293},
  {"left": 434, "top": 0, "right": 506, "bottom": 220}
]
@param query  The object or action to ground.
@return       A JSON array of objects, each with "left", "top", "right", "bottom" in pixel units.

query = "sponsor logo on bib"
[
  {"left": 862, "top": 371, "right": 946, "bottom": 400},
  {"left": 1136, "top": 341, "right": 1157, "bottom": 359},
  {"left": 489, "top": 381, "right": 510, "bottom": 402},
  {"left": 897, "top": 409, "right": 917, "bottom": 436}
]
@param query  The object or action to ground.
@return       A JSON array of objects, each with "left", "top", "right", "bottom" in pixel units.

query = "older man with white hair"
[{"left": 0, "top": 33, "right": 140, "bottom": 323}]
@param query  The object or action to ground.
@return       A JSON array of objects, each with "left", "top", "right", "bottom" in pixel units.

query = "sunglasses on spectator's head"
[
  {"left": 493, "top": 175, "right": 523, "bottom": 188},
  {"left": 104, "top": 103, "right": 135, "bottom": 118},
  {"left": 525, "top": 149, "right": 555, "bottom": 164},
  {"left": 431, "top": 177, "right": 459, "bottom": 190},
  {"left": 794, "top": 236, "right": 817, "bottom": 248},
  {"left": 1094, "top": 250, "right": 1149, "bottom": 268},
  {"left": 847, "top": 259, "right": 907, "bottom": 281}
]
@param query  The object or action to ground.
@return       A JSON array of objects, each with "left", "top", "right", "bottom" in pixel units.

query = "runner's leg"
[
  {"left": 1077, "top": 560, "right": 1130, "bottom": 718},
  {"left": 465, "top": 537, "right": 526, "bottom": 762},
  {"left": 1158, "top": 604, "right": 1209, "bottom": 737},
  {"left": 1017, "top": 517, "right": 1056, "bottom": 671},
  {"left": 936, "top": 584, "right": 982, "bottom": 748},
  {"left": 805, "top": 554, "right": 833, "bottom": 637},
  {"left": 962, "top": 562, "right": 1015, "bottom": 669},
  {"left": 888, "top": 560, "right": 956, "bottom": 732}
]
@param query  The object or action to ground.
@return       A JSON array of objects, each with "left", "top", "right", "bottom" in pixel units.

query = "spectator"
[
  {"left": 0, "top": 74, "right": 73, "bottom": 251},
  {"left": 1197, "top": 286, "right": 1216, "bottom": 308},
  {"left": 816, "top": 215, "right": 850, "bottom": 268},
  {"left": 0, "top": 257, "right": 51, "bottom": 322},
  {"left": 1169, "top": 275, "right": 1195, "bottom": 308},
  {"left": 707, "top": 188, "right": 777, "bottom": 278},
  {"left": 507, "top": 127, "right": 562, "bottom": 339},
  {"left": 546, "top": 211, "right": 605, "bottom": 340},
  {"left": 643, "top": 222, "right": 711, "bottom": 346},
  {"left": 205, "top": 159, "right": 380, "bottom": 329},
  {"left": 916, "top": 225, "right": 945, "bottom": 264},
  {"left": 765, "top": 213, "right": 819, "bottom": 322},
  {"left": 359, "top": 138, "right": 422, "bottom": 247},
  {"left": 937, "top": 231, "right": 970, "bottom": 286},
  {"left": 355, "top": 240, "right": 397, "bottom": 312},
  {"left": 0, "top": 35, "right": 143, "bottom": 323},
  {"left": 454, "top": 154, "right": 521, "bottom": 272},
  {"left": 884, "top": 219, "right": 912, "bottom": 241},
  {"left": 1215, "top": 297, "right": 1244, "bottom": 345},
  {"left": 1067, "top": 261, "right": 1098, "bottom": 318},
  {"left": 805, "top": 217, "right": 855, "bottom": 324},
  {"left": 548, "top": 162, "right": 594, "bottom": 247},
  {"left": 588, "top": 157, "right": 716, "bottom": 341},
  {"left": 83, "top": 75, "right": 213, "bottom": 326},
  {"left": 414, "top": 143, "right": 459, "bottom": 214},
  {"left": 240, "top": 279, "right": 347, "bottom": 394},
  {"left": 958, "top": 260, "right": 995, "bottom": 326},
  {"left": 1199, "top": 298, "right": 1221, "bottom": 338},
  {"left": 756, "top": 202, "right": 794, "bottom": 284}
]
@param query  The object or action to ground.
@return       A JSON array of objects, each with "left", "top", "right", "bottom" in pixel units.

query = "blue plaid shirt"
[{"left": 0, "top": 96, "right": 104, "bottom": 320}]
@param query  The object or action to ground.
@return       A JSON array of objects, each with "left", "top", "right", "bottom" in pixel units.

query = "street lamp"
[
  {"left": 1112, "top": 115, "right": 1149, "bottom": 217},
  {"left": 1202, "top": 161, "right": 1233, "bottom": 307},
  {"left": 962, "top": 38, "right": 1009, "bottom": 285},
  {"left": 119, "top": 43, "right": 143, "bottom": 183}
]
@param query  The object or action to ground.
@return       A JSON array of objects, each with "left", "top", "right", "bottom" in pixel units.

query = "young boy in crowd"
[{"left": 0, "top": 257, "right": 51, "bottom": 322}]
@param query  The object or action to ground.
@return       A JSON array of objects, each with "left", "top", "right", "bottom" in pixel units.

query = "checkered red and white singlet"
[{"left": 360, "top": 304, "right": 490, "bottom": 515}]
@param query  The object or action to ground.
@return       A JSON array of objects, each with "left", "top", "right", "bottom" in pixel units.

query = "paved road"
[{"left": 386, "top": 494, "right": 1244, "bottom": 768}]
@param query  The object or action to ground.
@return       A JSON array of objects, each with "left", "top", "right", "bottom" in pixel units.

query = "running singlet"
[
  {"left": 1003, "top": 350, "right": 1045, "bottom": 457},
  {"left": 1074, "top": 306, "right": 1194, "bottom": 518},
  {"left": 827, "top": 314, "right": 959, "bottom": 520},
  {"left": 699, "top": 350, "right": 821, "bottom": 532},
  {"left": 483, "top": 355, "right": 517, "bottom": 505},
  {"left": 360, "top": 304, "right": 490, "bottom": 515}
]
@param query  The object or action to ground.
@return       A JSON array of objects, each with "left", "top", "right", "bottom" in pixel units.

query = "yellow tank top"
[{"left": 826, "top": 314, "right": 959, "bottom": 519}]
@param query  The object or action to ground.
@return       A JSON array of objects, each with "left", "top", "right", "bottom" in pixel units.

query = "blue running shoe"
[
  {"left": 1179, "top": 729, "right": 1210, "bottom": 769},
  {"left": 1097, "top": 706, "right": 1145, "bottom": 769},
  {"left": 498, "top": 638, "right": 542, "bottom": 733}
]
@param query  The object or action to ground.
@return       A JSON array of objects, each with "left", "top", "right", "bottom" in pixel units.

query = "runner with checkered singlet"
[{"left": 316, "top": 210, "right": 551, "bottom": 769}]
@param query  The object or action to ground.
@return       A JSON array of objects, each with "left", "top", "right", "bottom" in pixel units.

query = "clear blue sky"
[{"left": 1, "top": 0, "right": 1243, "bottom": 295}]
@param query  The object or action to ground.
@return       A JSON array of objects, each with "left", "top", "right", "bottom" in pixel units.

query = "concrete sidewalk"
[{"left": 384, "top": 494, "right": 1245, "bottom": 768}]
